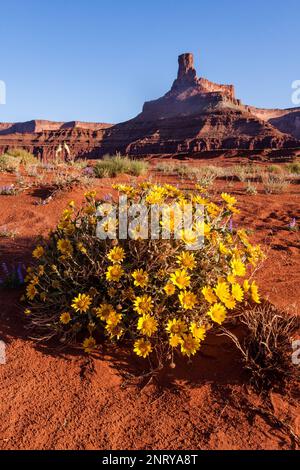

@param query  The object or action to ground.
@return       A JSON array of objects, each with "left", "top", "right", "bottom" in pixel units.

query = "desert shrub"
[
  {"left": 52, "top": 173, "right": 92, "bottom": 191},
  {"left": 232, "top": 164, "right": 260, "bottom": 182},
  {"left": 0, "top": 226, "right": 18, "bottom": 238},
  {"left": 155, "top": 161, "right": 177, "bottom": 175},
  {"left": 156, "top": 163, "right": 222, "bottom": 185},
  {"left": 128, "top": 160, "right": 149, "bottom": 176},
  {"left": 245, "top": 182, "right": 258, "bottom": 195},
  {"left": 232, "top": 164, "right": 249, "bottom": 182},
  {"left": 94, "top": 155, "right": 148, "bottom": 178},
  {"left": 194, "top": 166, "right": 222, "bottom": 188},
  {"left": 176, "top": 165, "right": 201, "bottom": 179},
  {"left": 25, "top": 164, "right": 39, "bottom": 177},
  {"left": 286, "top": 162, "right": 300, "bottom": 175},
  {"left": 267, "top": 164, "right": 283, "bottom": 174},
  {"left": 6, "top": 148, "right": 37, "bottom": 164},
  {"left": 24, "top": 184, "right": 264, "bottom": 364},
  {"left": 0, "top": 154, "right": 20, "bottom": 173},
  {"left": 262, "top": 173, "right": 289, "bottom": 194},
  {"left": 221, "top": 303, "right": 300, "bottom": 391},
  {"left": 68, "top": 159, "right": 89, "bottom": 170}
]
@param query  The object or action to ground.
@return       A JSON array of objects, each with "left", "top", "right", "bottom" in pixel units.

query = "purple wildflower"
[
  {"left": 17, "top": 262, "right": 24, "bottom": 284},
  {"left": 83, "top": 166, "right": 94, "bottom": 176}
]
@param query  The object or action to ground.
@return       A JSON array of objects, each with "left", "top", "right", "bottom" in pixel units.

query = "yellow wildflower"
[
  {"left": 207, "top": 202, "right": 221, "bottom": 217},
  {"left": 237, "top": 229, "right": 249, "bottom": 245},
  {"left": 176, "top": 252, "right": 196, "bottom": 270},
  {"left": 133, "top": 295, "right": 153, "bottom": 315},
  {"left": 26, "top": 283, "right": 38, "bottom": 300},
  {"left": 223, "top": 296, "right": 236, "bottom": 310},
  {"left": 60, "top": 312, "right": 71, "bottom": 324},
  {"left": 107, "top": 246, "right": 125, "bottom": 264},
  {"left": 132, "top": 269, "right": 149, "bottom": 288},
  {"left": 84, "top": 190, "right": 97, "bottom": 199},
  {"left": 202, "top": 286, "right": 217, "bottom": 304},
  {"left": 221, "top": 193, "right": 237, "bottom": 206},
  {"left": 169, "top": 334, "right": 182, "bottom": 348},
  {"left": 180, "top": 334, "right": 200, "bottom": 357},
  {"left": 94, "top": 304, "right": 115, "bottom": 321},
  {"left": 170, "top": 269, "right": 191, "bottom": 290},
  {"left": 57, "top": 239, "right": 73, "bottom": 256},
  {"left": 164, "top": 283, "right": 176, "bottom": 296},
  {"left": 106, "top": 312, "right": 122, "bottom": 326},
  {"left": 231, "top": 283, "right": 244, "bottom": 302},
  {"left": 243, "top": 279, "right": 250, "bottom": 293},
  {"left": 146, "top": 190, "right": 165, "bottom": 204},
  {"left": 83, "top": 336, "right": 97, "bottom": 353},
  {"left": 134, "top": 338, "right": 152, "bottom": 358},
  {"left": 219, "top": 242, "right": 229, "bottom": 255},
  {"left": 190, "top": 323, "right": 206, "bottom": 340},
  {"left": 106, "top": 265, "right": 124, "bottom": 282},
  {"left": 180, "top": 228, "right": 198, "bottom": 245},
  {"left": 207, "top": 303, "right": 227, "bottom": 325},
  {"left": 137, "top": 314, "right": 158, "bottom": 337},
  {"left": 214, "top": 281, "right": 230, "bottom": 303},
  {"left": 105, "top": 323, "right": 124, "bottom": 339},
  {"left": 227, "top": 205, "right": 240, "bottom": 214},
  {"left": 32, "top": 246, "right": 44, "bottom": 259},
  {"left": 227, "top": 274, "right": 236, "bottom": 284},
  {"left": 178, "top": 290, "right": 197, "bottom": 310},
  {"left": 230, "top": 258, "right": 246, "bottom": 277},
  {"left": 166, "top": 318, "right": 187, "bottom": 336},
  {"left": 61, "top": 208, "right": 73, "bottom": 220},
  {"left": 194, "top": 221, "right": 211, "bottom": 237},
  {"left": 250, "top": 281, "right": 261, "bottom": 303},
  {"left": 71, "top": 293, "right": 92, "bottom": 313},
  {"left": 77, "top": 242, "right": 87, "bottom": 254},
  {"left": 192, "top": 195, "right": 208, "bottom": 205}
]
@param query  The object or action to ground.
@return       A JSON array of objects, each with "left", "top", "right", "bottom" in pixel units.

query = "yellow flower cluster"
[{"left": 24, "top": 183, "right": 264, "bottom": 363}]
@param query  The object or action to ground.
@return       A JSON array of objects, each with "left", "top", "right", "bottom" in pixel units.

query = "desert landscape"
[
  {"left": 1, "top": 11, "right": 300, "bottom": 453},
  {"left": 0, "top": 153, "right": 300, "bottom": 450}
]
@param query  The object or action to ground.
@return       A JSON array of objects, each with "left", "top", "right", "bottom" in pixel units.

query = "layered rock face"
[
  {"left": 0, "top": 53, "right": 299, "bottom": 159},
  {"left": 101, "top": 53, "right": 299, "bottom": 155}
]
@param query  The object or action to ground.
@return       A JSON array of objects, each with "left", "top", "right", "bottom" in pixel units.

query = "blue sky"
[{"left": 0, "top": 0, "right": 299, "bottom": 123}]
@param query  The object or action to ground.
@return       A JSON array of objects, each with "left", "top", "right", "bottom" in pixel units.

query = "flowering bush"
[{"left": 24, "top": 183, "right": 264, "bottom": 364}]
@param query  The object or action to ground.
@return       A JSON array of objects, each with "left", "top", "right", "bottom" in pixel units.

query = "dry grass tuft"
[{"left": 221, "top": 302, "right": 299, "bottom": 391}]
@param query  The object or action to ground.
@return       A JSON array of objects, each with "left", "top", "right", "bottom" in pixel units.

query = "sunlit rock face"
[{"left": 0, "top": 53, "right": 299, "bottom": 159}]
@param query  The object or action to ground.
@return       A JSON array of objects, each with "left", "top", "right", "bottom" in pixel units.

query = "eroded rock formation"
[{"left": 0, "top": 53, "right": 299, "bottom": 159}]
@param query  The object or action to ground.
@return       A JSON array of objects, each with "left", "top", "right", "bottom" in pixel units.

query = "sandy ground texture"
[{"left": 0, "top": 158, "right": 299, "bottom": 450}]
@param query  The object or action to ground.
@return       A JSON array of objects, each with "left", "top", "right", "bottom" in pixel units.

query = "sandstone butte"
[{"left": 0, "top": 52, "right": 300, "bottom": 160}]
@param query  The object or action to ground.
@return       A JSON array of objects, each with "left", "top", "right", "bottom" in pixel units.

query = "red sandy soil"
[{"left": 0, "top": 158, "right": 299, "bottom": 450}]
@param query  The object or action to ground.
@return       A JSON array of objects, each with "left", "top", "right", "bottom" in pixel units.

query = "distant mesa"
[
  {"left": 0, "top": 52, "right": 299, "bottom": 159},
  {"left": 0, "top": 120, "right": 112, "bottom": 135}
]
